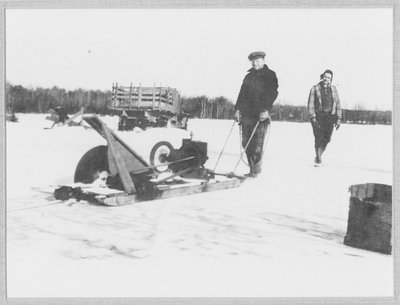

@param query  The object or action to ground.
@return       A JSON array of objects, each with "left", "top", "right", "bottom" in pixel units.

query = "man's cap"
[{"left": 248, "top": 51, "right": 266, "bottom": 60}]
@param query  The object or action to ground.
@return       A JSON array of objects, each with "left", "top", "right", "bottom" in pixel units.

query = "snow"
[{"left": 6, "top": 114, "right": 393, "bottom": 298}]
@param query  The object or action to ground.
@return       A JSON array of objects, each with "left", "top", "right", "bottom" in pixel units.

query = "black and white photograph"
[{"left": 3, "top": 2, "right": 398, "bottom": 303}]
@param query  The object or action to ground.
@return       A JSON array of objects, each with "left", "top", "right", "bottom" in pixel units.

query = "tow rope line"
[
  {"left": 8, "top": 200, "right": 62, "bottom": 213},
  {"left": 211, "top": 119, "right": 273, "bottom": 176},
  {"left": 239, "top": 120, "right": 271, "bottom": 167},
  {"left": 212, "top": 121, "right": 237, "bottom": 172},
  {"left": 232, "top": 121, "right": 260, "bottom": 173}
]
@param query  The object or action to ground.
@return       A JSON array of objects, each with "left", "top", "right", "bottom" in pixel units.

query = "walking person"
[
  {"left": 234, "top": 51, "right": 279, "bottom": 177},
  {"left": 307, "top": 69, "right": 342, "bottom": 167}
]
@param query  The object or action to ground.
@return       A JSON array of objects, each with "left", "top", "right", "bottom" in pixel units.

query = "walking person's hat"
[{"left": 320, "top": 69, "right": 333, "bottom": 80}]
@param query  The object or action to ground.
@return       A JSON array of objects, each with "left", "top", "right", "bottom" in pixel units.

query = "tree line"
[
  {"left": 6, "top": 83, "right": 391, "bottom": 125},
  {"left": 6, "top": 83, "right": 111, "bottom": 115},
  {"left": 271, "top": 104, "right": 392, "bottom": 125},
  {"left": 180, "top": 95, "right": 236, "bottom": 119}
]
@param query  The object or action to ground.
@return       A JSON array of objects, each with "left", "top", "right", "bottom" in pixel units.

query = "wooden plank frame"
[{"left": 94, "top": 177, "right": 243, "bottom": 206}]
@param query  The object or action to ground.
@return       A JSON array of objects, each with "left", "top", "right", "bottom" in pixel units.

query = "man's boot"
[
  {"left": 321, "top": 145, "right": 326, "bottom": 156},
  {"left": 314, "top": 147, "right": 322, "bottom": 167},
  {"left": 245, "top": 156, "right": 260, "bottom": 178}
]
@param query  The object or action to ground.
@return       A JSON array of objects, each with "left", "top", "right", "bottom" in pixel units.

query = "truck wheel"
[
  {"left": 74, "top": 145, "right": 109, "bottom": 183},
  {"left": 150, "top": 141, "right": 174, "bottom": 173}
]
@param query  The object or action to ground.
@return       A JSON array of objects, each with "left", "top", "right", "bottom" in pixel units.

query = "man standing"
[
  {"left": 234, "top": 51, "right": 279, "bottom": 177},
  {"left": 307, "top": 69, "right": 342, "bottom": 167}
]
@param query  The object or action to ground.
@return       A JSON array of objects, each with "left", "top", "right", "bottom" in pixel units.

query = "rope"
[
  {"left": 238, "top": 124, "right": 249, "bottom": 166},
  {"left": 232, "top": 121, "right": 259, "bottom": 173},
  {"left": 238, "top": 120, "right": 272, "bottom": 169},
  {"left": 260, "top": 121, "right": 272, "bottom": 160},
  {"left": 212, "top": 121, "right": 236, "bottom": 172},
  {"left": 8, "top": 200, "right": 62, "bottom": 213}
]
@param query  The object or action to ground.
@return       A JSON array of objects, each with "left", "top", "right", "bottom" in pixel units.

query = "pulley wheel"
[
  {"left": 149, "top": 141, "right": 174, "bottom": 173},
  {"left": 74, "top": 145, "right": 109, "bottom": 183}
]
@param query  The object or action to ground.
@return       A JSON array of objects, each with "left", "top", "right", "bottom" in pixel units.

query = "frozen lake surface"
[{"left": 6, "top": 114, "right": 393, "bottom": 298}]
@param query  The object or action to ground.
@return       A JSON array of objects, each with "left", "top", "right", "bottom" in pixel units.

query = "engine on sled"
[{"left": 149, "top": 139, "right": 211, "bottom": 180}]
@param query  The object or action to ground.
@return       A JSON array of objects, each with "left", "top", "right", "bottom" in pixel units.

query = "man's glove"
[
  {"left": 234, "top": 110, "right": 241, "bottom": 122},
  {"left": 311, "top": 117, "right": 319, "bottom": 129},
  {"left": 259, "top": 110, "right": 271, "bottom": 122},
  {"left": 335, "top": 118, "right": 341, "bottom": 130}
]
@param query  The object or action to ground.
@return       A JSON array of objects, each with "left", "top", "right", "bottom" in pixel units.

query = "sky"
[{"left": 6, "top": 8, "right": 393, "bottom": 110}]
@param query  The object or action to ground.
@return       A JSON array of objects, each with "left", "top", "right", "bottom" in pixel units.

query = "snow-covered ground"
[{"left": 6, "top": 114, "right": 393, "bottom": 298}]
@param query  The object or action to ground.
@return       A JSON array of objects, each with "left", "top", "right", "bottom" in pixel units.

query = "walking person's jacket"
[{"left": 308, "top": 83, "right": 342, "bottom": 120}]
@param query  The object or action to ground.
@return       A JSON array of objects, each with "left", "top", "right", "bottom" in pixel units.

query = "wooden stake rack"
[{"left": 110, "top": 83, "right": 180, "bottom": 113}]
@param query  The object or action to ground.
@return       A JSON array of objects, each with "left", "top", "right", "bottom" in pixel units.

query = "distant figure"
[
  {"left": 55, "top": 106, "right": 69, "bottom": 123},
  {"left": 6, "top": 112, "right": 18, "bottom": 122},
  {"left": 46, "top": 106, "right": 85, "bottom": 129},
  {"left": 234, "top": 51, "right": 279, "bottom": 177},
  {"left": 47, "top": 106, "right": 69, "bottom": 129},
  {"left": 307, "top": 69, "right": 342, "bottom": 167}
]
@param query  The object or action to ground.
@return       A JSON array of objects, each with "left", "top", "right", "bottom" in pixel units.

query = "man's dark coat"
[{"left": 235, "top": 65, "right": 279, "bottom": 119}]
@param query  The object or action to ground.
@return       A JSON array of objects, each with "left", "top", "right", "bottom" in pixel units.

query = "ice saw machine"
[{"left": 54, "top": 115, "right": 245, "bottom": 206}]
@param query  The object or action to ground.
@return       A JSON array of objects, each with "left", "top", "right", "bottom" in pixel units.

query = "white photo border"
[{"left": 0, "top": 1, "right": 399, "bottom": 304}]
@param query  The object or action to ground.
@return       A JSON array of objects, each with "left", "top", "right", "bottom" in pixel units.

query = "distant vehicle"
[{"left": 110, "top": 83, "right": 188, "bottom": 131}]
